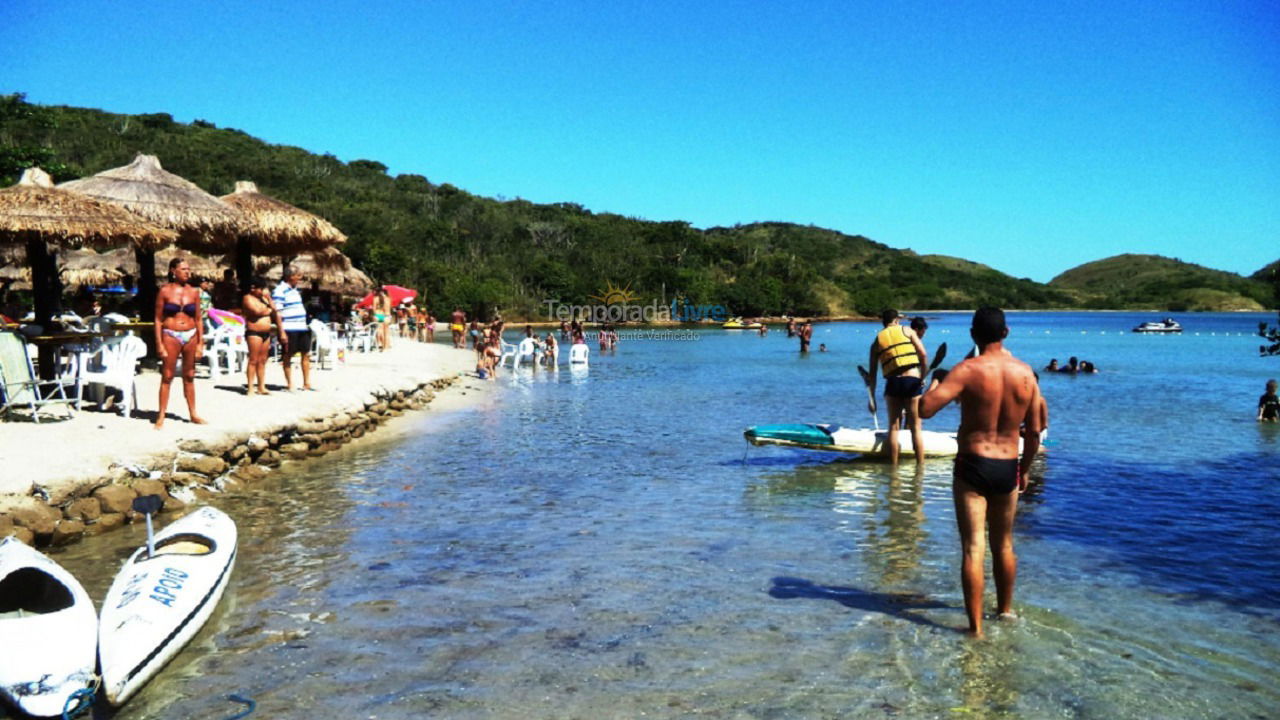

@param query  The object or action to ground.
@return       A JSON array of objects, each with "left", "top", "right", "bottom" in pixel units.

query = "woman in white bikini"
[{"left": 154, "top": 257, "right": 205, "bottom": 428}]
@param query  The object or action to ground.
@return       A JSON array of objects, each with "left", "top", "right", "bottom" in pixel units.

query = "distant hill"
[
  {"left": 0, "top": 93, "right": 1082, "bottom": 318},
  {"left": 1252, "top": 259, "right": 1279, "bottom": 282},
  {"left": 1049, "top": 254, "right": 1271, "bottom": 311}
]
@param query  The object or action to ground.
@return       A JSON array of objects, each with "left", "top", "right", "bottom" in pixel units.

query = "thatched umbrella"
[
  {"left": 59, "top": 247, "right": 131, "bottom": 287},
  {"left": 220, "top": 180, "right": 346, "bottom": 294},
  {"left": 0, "top": 167, "right": 175, "bottom": 375},
  {"left": 59, "top": 154, "right": 243, "bottom": 319},
  {"left": 56, "top": 247, "right": 223, "bottom": 289},
  {"left": 256, "top": 247, "right": 373, "bottom": 297}
]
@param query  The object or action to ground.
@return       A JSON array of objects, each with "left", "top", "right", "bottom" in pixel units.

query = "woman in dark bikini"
[
  {"left": 241, "top": 277, "right": 285, "bottom": 396},
  {"left": 154, "top": 257, "right": 205, "bottom": 428}
]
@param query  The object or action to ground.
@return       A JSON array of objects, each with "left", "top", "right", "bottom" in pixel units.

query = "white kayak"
[
  {"left": 744, "top": 423, "right": 960, "bottom": 457},
  {"left": 0, "top": 536, "right": 98, "bottom": 718},
  {"left": 98, "top": 506, "right": 237, "bottom": 707},
  {"left": 744, "top": 423, "right": 1043, "bottom": 458}
]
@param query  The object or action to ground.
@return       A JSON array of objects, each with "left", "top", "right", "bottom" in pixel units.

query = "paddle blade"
[
  {"left": 857, "top": 366, "right": 878, "bottom": 415},
  {"left": 930, "top": 342, "right": 948, "bottom": 370},
  {"left": 132, "top": 494, "right": 163, "bottom": 516}
]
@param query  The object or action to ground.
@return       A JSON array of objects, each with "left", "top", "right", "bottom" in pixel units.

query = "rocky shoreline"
[{"left": 0, "top": 376, "right": 458, "bottom": 549}]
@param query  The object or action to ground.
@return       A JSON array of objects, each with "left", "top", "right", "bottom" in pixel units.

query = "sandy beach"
[{"left": 0, "top": 340, "right": 479, "bottom": 513}]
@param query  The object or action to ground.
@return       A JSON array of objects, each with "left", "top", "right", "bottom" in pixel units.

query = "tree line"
[{"left": 0, "top": 93, "right": 1091, "bottom": 320}]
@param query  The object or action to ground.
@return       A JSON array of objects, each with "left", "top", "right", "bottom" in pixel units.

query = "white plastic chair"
[
  {"left": 310, "top": 319, "right": 339, "bottom": 370},
  {"left": 515, "top": 337, "right": 540, "bottom": 367},
  {"left": 569, "top": 343, "right": 589, "bottom": 365},
  {"left": 499, "top": 340, "right": 518, "bottom": 368},
  {"left": 204, "top": 324, "right": 248, "bottom": 378},
  {"left": 76, "top": 335, "right": 147, "bottom": 417},
  {"left": 348, "top": 323, "right": 374, "bottom": 353}
]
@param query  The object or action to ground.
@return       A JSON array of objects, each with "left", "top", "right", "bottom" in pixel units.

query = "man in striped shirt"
[{"left": 272, "top": 265, "right": 312, "bottom": 391}]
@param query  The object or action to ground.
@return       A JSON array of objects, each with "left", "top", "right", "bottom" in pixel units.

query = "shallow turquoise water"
[{"left": 31, "top": 312, "right": 1280, "bottom": 719}]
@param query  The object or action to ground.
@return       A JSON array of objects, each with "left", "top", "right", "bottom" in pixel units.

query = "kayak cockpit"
[
  {"left": 0, "top": 567, "right": 75, "bottom": 618},
  {"left": 150, "top": 534, "right": 215, "bottom": 558}
]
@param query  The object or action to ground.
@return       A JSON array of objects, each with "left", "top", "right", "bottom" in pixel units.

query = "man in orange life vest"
[{"left": 866, "top": 308, "right": 928, "bottom": 464}]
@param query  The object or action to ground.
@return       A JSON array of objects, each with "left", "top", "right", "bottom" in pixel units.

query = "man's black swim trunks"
[
  {"left": 953, "top": 453, "right": 1019, "bottom": 496},
  {"left": 884, "top": 375, "right": 923, "bottom": 398}
]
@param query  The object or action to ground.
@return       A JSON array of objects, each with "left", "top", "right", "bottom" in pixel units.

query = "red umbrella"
[{"left": 356, "top": 284, "right": 417, "bottom": 309}]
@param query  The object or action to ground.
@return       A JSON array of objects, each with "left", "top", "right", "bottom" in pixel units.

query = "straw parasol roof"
[
  {"left": 221, "top": 181, "right": 346, "bottom": 255},
  {"left": 58, "top": 154, "right": 244, "bottom": 251},
  {"left": 59, "top": 247, "right": 131, "bottom": 287},
  {"left": 54, "top": 247, "right": 225, "bottom": 286},
  {"left": 0, "top": 263, "right": 31, "bottom": 284},
  {"left": 257, "top": 247, "right": 373, "bottom": 295},
  {"left": 0, "top": 167, "right": 177, "bottom": 251},
  {"left": 155, "top": 247, "right": 222, "bottom": 281}
]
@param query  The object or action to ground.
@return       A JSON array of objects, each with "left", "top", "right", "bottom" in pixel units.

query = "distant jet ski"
[{"left": 1132, "top": 318, "right": 1182, "bottom": 333}]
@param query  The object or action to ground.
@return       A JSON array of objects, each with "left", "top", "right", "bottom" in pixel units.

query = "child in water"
[{"left": 1259, "top": 379, "right": 1279, "bottom": 422}]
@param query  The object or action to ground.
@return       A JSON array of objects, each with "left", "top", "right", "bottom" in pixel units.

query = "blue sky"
[{"left": 2, "top": 0, "right": 1277, "bottom": 282}]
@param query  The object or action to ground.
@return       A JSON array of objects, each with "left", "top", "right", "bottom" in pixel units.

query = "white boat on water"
[
  {"left": 0, "top": 537, "right": 98, "bottom": 718},
  {"left": 98, "top": 506, "right": 237, "bottom": 707},
  {"left": 1132, "top": 318, "right": 1182, "bottom": 333}
]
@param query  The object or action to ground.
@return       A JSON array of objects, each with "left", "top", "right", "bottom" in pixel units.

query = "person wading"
[
  {"left": 920, "top": 307, "right": 1043, "bottom": 637},
  {"left": 867, "top": 309, "right": 928, "bottom": 464}
]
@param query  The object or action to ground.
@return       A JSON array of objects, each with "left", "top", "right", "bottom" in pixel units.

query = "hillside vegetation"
[
  {"left": 1049, "top": 254, "right": 1272, "bottom": 311},
  {"left": 1, "top": 94, "right": 1272, "bottom": 317}
]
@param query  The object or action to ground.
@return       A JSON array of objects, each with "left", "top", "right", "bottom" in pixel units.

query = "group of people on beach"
[
  {"left": 149, "top": 257, "right": 436, "bottom": 428},
  {"left": 153, "top": 258, "right": 322, "bottom": 428},
  {"left": 467, "top": 316, "right": 619, "bottom": 379}
]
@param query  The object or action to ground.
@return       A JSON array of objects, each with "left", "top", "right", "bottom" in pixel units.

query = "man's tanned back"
[{"left": 950, "top": 352, "right": 1040, "bottom": 460}]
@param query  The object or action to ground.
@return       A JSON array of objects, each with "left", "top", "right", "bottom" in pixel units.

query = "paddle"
[
  {"left": 132, "top": 494, "right": 163, "bottom": 559},
  {"left": 856, "top": 365, "right": 879, "bottom": 431},
  {"left": 927, "top": 342, "right": 948, "bottom": 386}
]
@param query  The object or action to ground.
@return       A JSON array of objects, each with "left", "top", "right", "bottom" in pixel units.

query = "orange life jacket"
[{"left": 875, "top": 324, "right": 920, "bottom": 375}]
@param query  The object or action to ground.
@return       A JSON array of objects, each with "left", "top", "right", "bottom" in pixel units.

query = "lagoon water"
[{"left": 28, "top": 312, "right": 1280, "bottom": 719}]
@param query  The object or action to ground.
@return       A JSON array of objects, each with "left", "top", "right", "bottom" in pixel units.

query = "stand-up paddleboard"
[
  {"left": 0, "top": 536, "right": 97, "bottom": 718},
  {"left": 98, "top": 505, "right": 237, "bottom": 707},
  {"left": 744, "top": 423, "right": 960, "bottom": 457}
]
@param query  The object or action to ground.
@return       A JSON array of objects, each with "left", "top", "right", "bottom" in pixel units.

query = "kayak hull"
[
  {"left": 0, "top": 537, "right": 97, "bottom": 718},
  {"left": 98, "top": 506, "right": 237, "bottom": 707},
  {"left": 744, "top": 423, "right": 959, "bottom": 457}
]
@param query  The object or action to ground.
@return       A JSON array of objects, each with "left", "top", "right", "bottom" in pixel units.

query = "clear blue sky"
[{"left": 2, "top": 0, "right": 1277, "bottom": 282}]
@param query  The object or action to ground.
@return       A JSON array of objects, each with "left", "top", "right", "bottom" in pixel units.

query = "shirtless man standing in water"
[{"left": 921, "top": 307, "right": 1042, "bottom": 637}]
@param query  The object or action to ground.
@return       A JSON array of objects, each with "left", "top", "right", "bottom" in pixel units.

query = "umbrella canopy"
[
  {"left": 221, "top": 181, "right": 346, "bottom": 256},
  {"left": 258, "top": 248, "right": 374, "bottom": 297},
  {"left": 58, "top": 154, "right": 243, "bottom": 251},
  {"left": 356, "top": 284, "right": 417, "bottom": 310},
  {"left": 55, "top": 247, "right": 225, "bottom": 287},
  {"left": 1, "top": 168, "right": 176, "bottom": 251},
  {"left": 254, "top": 246, "right": 349, "bottom": 275},
  {"left": 59, "top": 247, "right": 132, "bottom": 287},
  {"left": 1, "top": 166, "right": 177, "bottom": 378}
]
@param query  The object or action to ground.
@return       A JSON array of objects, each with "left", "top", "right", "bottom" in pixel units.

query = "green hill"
[
  {"left": 1049, "top": 254, "right": 1271, "bottom": 311},
  {"left": 0, "top": 93, "right": 1071, "bottom": 318},
  {"left": 1252, "top": 259, "right": 1279, "bottom": 283}
]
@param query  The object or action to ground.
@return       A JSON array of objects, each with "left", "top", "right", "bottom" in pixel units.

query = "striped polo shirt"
[{"left": 272, "top": 281, "right": 308, "bottom": 332}]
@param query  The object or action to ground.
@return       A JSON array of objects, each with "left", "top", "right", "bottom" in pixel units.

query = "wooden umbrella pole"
[
  {"left": 234, "top": 236, "right": 254, "bottom": 297},
  {"left": 27, "top": 236, "right": 61, "bottom": 379},
  {"left": 135, "top": 247, "right": 157, "bottom": 321}
]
